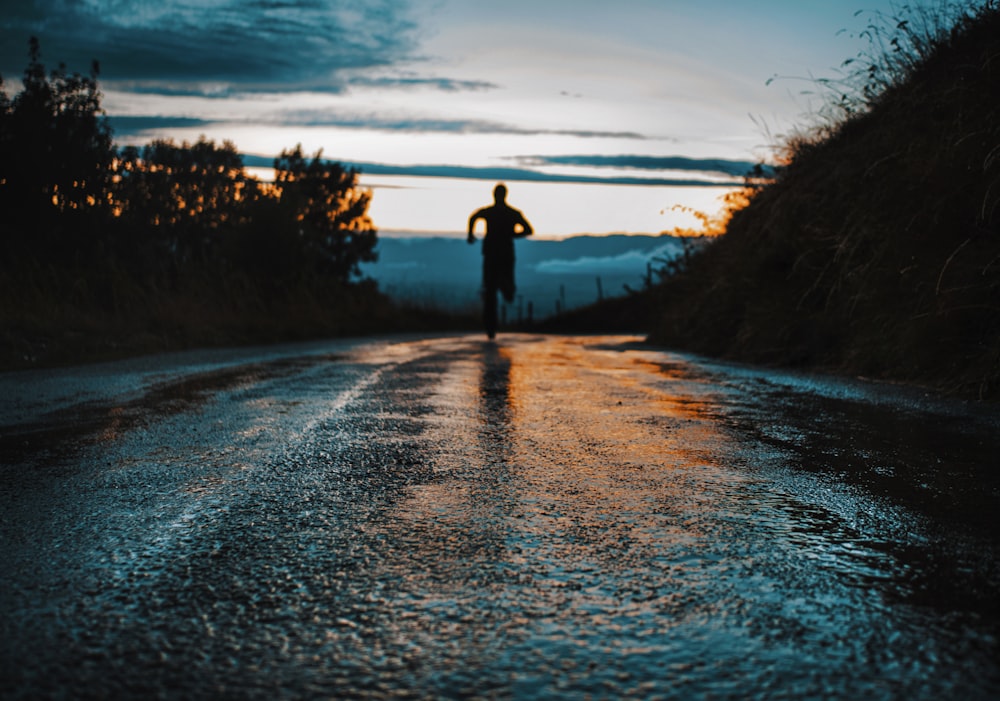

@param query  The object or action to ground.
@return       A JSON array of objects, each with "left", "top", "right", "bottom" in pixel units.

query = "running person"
[{"left": 467, "top": 183, "right": 534, "bottom": 339}]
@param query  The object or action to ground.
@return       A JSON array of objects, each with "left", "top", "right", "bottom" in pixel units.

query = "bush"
[
  {"left": 0, "top": 38, "right": 442, "bottom": 368},
  {"left": 649, "top": 2, "right": 1000, "bottom": 398}
]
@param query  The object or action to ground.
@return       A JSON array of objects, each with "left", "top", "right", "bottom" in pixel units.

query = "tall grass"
[
  {"left": 649, "top": 1, "right": 1000, "bottom": 398},
  {"left": 0, "top": 255, "right": 471, "bottom": 369}
]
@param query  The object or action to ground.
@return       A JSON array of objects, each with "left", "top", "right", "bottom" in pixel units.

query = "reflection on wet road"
[{"left": 1, "top": 334, "right": 997, "bottom": 699}]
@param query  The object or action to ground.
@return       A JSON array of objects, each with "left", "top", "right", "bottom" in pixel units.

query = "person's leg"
[
  {"left": 483, "top": 282, "right": 498, "bottom": 339},
  {"left": 499, "top": 265, "right": 516, "bottom": 304},
  {"left": 483, "top": 262, "right": 498, "bottom": 339}
]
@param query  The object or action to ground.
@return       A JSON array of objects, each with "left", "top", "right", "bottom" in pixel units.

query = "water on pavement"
[{"left": 0, "top": 334, "right": 997, "bottom": 699}]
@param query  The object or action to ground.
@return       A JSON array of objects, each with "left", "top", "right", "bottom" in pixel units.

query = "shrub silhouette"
[
  {"left": 649, "top": 2, "right": 1000, "bottom": 398},
  {"left": 113, "top": 139, "right": 264, "bottom": 274},
  {"left": 0, "top": 38, "right": 399, "bottom": 366},
  {"left": 0, "top": 37, "right": 114, "bottom": 260},
  {"left": 273, "top": 145, "right": 378, "bottom": 282}
]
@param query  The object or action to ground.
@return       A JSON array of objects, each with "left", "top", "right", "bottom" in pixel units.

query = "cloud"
[
  {"left": 518, "top": 154, "right": 771, "bottom": 177},
  {"left": 261, "top": 109, "right": 647, "bottom": 138},
  {"left": 278, "top": 160, "right": 743, "bottom": 187},
  {"left": 347, "top": 75, "right": 498, "bottom": 92},
  {"left": 105, "top": 109, "right": 650, "bottom": 141},
  {"left": 534, "top": 240, "right": 687, "bottom": 275},
  {"left": 108, "top": 115, "right": 215, "bottom": 136},
  {"left": 0, "top": 0, "right": 421, "bottom": 94},
  {"left": 238, "top": 154, "right": 744, "bottom": 187}
]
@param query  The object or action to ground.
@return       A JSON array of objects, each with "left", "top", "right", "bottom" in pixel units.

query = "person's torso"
[{"left": 482, "top": 204, "right": 522, "bottom": 258}]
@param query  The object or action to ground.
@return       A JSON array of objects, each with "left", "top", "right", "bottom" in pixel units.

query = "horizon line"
[{"left": 377, "top": 229, "right": 707, "bottom": 240}]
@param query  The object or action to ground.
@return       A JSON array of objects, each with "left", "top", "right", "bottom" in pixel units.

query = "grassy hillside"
[{"left": 648, "top": 2, "right": 1000, "bottom": 398}]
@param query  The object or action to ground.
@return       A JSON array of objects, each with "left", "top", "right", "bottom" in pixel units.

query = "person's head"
[{"left": 493, "top": 183, "right": 507, "bottom": 204}]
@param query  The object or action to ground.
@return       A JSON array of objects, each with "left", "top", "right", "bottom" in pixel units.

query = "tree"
[
  {"left": 273, "top": 145, "right": 378, "bottom": 283},
  {"left": 114, "top": 138, "right": 263, "bottom": 270},
  {"left": 0, "top": 37, "right": 114, "bottom": 257}
]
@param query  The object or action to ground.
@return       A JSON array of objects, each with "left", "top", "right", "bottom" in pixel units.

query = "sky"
[{"left": 0, "top": 0, "right": 940, "bottom": 237}]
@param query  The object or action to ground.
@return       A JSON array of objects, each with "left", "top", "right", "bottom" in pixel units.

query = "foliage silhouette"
[
  {"left": 273, "top": 145, "right": 378, "bottom": 281},
  {"left": 0, "top": 38, "right": 448, "bottom": 368},
  {"left": 648, "top": 1, "right": 1000, "bottom": 398},
  {"left": 0, "top": 37, "right": 114, "bottom": 260},
  {"left": 113, "top": 139, "right": 263, "bottom": 274}
]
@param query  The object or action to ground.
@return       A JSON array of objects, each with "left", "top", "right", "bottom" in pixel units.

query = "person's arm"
[
  {"left": 467, "top": 209, "right": 484, "bottom": 244},
  {"left": 515, "top": 211, "right": 533, "bottom": 238}
]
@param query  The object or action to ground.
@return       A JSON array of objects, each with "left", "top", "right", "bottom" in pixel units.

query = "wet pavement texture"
[{"left": 1, "top": 334, "right": 998, "bottom": 699}]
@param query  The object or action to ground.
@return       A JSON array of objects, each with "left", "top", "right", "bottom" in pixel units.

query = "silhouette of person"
[{"left": 467, "top": 183, "right": 533, "bottom": 339}]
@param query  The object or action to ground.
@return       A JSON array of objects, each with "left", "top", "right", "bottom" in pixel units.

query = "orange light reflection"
[{"left": 383, "top": 336, "right": 743, "bottom": 628}]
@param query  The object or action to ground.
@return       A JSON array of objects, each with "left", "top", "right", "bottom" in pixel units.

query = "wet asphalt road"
[{"left": 1, "top": 333, "right": 998, "bottom": 699}]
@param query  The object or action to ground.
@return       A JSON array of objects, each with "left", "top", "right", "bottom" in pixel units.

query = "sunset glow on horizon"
[{"left": 361, "top": 175, "right": 736, "bottom": 238}]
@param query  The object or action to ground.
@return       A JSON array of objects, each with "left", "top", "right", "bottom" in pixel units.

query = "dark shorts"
[{"left": 484, "top": 260, "right": 515, "bottom": 302}]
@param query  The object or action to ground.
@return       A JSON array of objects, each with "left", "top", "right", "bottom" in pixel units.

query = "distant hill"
[
  {"left": 647, "top": 2, "right": 1000, "bottom": 398},
  {"left": 362, "top": 234, "right": 689, "bottom": 319}
]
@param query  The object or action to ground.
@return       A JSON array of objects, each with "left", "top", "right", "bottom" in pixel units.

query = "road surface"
[{"left": 1, "top": 334, "right": 998, "bottom": 699}]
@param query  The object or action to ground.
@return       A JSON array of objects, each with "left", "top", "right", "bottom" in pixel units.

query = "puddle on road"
[
  {"left": 2, "top": 334, "right": 996, "bottom": 699},
  {"left": 370, "top": 336, "right": 999, "bottom": 698}
]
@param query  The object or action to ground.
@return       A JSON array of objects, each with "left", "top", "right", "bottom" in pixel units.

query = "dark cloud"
[
  {"left": 105, "top": 110, "right": 649, "bottom": 142},
  {"left": 0, "top": 0, "right": 421, "bottom": 93},
  {"left": 517, "top": 154, "right": 771, "bottom": 177},
  {"left": 271, "top": 110, "right": 647, "bottom": 139},
  {"left": 107, "top": 115, "right": 216, "bottom": 137},
  {"left": 112, "top": 83, "right": 240, "bottom": 98},
  {"left": 240, "top": 158, "right": 744, "bottom": 187},
  {"left": 347, "top": 75, "right": 498, "bottom": 92}
]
